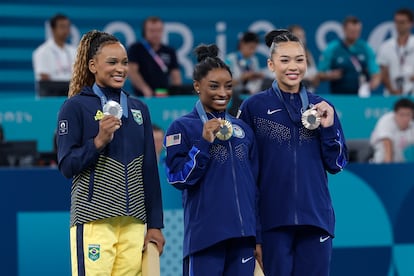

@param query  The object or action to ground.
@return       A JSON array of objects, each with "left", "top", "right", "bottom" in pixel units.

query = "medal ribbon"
[
  {"left": 93, "top": 83, "right": 128, "bottom": 118},
  {"left": 272, "top": 80, "right": 309, "bottom": 112},
  {"left": 195, "top": 100, "right": 230, "bottom": 124}
]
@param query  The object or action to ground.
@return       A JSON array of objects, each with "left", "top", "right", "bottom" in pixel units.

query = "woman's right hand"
[
  {"left": 202, "top": 118, "right": 222, "bottom": 143},
  {"left": 94, "top": 115, "right": 122, "bottom": 150}
]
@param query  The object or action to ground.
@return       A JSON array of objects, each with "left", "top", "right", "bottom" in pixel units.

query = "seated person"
[
  {"left": 32, "top": 13, "right": 76, "bottom": 97},
  {"left": 127, "top": 16, "right": 182, "bottom": 97},
  {"left": 370, "top": 98, "right": 414, "bottom": 163},
  {"left": 225, "top": 31, "right": 265, "bottom": 95}
]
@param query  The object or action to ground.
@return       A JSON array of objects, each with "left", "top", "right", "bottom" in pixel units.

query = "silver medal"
[
  {"left": 301, "top": 109, "right": 321, "bottom": 130},
  {"left": 103, "top": 100, "right": 123, "bottom": 119}
]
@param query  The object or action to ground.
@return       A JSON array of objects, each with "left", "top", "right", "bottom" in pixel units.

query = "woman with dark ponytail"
[
  {"left": 164, "top": 44, "right": 261, "bottom": 275},
  {"left": 57, "top": 30, "right": 164, "bottom": 275},
  {"left": 238, "top": 30, "right": 348, "bottom": 276}
]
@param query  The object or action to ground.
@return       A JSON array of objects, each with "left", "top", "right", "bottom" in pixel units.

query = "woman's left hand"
[
  {"left": 314, "top": 101, "right": 334, "bottom": 128},
  {"left": 144, "top": 228, "right": 165, "bottom": 255}
]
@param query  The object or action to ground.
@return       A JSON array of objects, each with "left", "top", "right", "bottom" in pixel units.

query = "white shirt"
[
  {"left": 376, "top": 35, "right": 414, "bottom": 95},
  {"left": 32, "top": 39, "right": 77, "bottom": 81},
  {"left": 370, "top": 111, "right": 414, "bottom": 163}
]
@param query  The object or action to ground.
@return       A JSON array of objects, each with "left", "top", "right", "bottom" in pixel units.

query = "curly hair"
[{"left": 68, "top": 30, "right": 119, "bottom": 98}]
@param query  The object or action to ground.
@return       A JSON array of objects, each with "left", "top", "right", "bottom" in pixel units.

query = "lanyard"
[
  {"left": 396, "top": 45, "right": 407, "bottom": 67},
  {"left": 195, "top": 100, "right": 230, "bottom": 124},
  {"left": 340, "top": 41, "right": 364, "bottom": 74},
  {"left": 271, "top": 80, "right": 309, "bottom": 124},
  {"left": 141, "top": 40, "right": 168, "bottom": 73},
  {"left": 93, "top": 83, "right": 128, "bottom": 118}
]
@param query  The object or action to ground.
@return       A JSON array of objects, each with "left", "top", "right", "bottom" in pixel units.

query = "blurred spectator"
[
  {"left": 288, "top": 24, "right": 319, "bottom": 92},
  {"left": 224, "top": 31, "right": 265, "bottom": 95},
  {"left": 152, "top": 123, "right": 182, "bottom": 210},
  {"left": 32, "top": 13, "right": 76, "bottom": 97},
  {"left": 128, "top": 16, "right": 182, "bottom": 97},
  {"left": 377, "top": 8, "right": 414, "bottom": 95},
  {"left": 152, "top": 124, "right": 165, "bottom": 164},
  {"left": 318, "top": 16, "right": 381, "bottom": 96},
  {"left": 0, "top": 124, "right": 4, "bottom": 143},
  {"left": 370, "top": 98, "right": 414, "bottom": 163}
]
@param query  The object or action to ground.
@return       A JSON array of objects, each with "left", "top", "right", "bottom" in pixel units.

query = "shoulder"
[
  {"left": 160, "top": 44, "right": 177, "bottom": 54},
  {"left": 33, "top": 41, "right": 51, "bottom": 56},
  {"left": 167, "top": 111, "right": 198, "bottom": 132},
  {"left": 358, "top": 40, "right": 375, "bottom": 53},
  {"left": 128, "top": 42, "right": 145, "bottom": 52},
  {"left": 324, "top": 39, "right": 341, "bottom": 52},
  {"left": 65, "top": 44, "right": 77, "bottom": 54},
  {"left": 59, "top": 90, "right": 93, "bottom": 114},
  {"left": 408, "top": 35, "right": 414, "bottom": 47},
  {"left": 375, "top": 112, "right": 394, "bottom": 128},
  {"left": 243, "top": 89, "right": 272, "bottom": 105}
]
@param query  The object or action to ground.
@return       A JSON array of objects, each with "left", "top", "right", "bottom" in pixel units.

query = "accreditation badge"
[{"left": 301, "top": 108, "right": 321, "bottom": 130}]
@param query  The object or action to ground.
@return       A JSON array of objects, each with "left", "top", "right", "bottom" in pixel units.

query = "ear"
[
  {"left": 267, "top": 58, "right": 274, "bottom": 72},
  {"left": 193, "top": 81, "right": 200, "bottom": 94},
  {"left": 88, "top": 59, "right": 97, "bottom": 74}
]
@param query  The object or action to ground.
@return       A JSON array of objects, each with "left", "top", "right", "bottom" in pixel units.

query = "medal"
[
  {"left": 103, "top": 100, "right": 123, "bottom": 119},
  {"left": 195, "top": 100, "right": 233, "bottom": 141},
  {"left": 301, "top": 108, "right": 321, "bottom": 130},
  {"left": 216, "top": 119, "right": 233, "bottom": 141}
]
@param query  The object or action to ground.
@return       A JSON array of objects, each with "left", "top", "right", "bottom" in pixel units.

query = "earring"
[{"left": 196, "top": 90, "right": 200, "bottom": 94}]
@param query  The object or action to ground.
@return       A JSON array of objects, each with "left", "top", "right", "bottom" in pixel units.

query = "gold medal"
[
  {"left": 301, "top": 109, "right": 321, "bottom": 130},
  {"left": 215, "top": 119, "right": 233, "bottom": 140}
]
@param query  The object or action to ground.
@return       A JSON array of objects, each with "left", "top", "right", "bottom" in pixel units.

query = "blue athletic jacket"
[
  {"left": 164, "top": 107, "right": 259, "bottom": 257},
  {"left": 57, "top": 86, "right": 163, "bottom": 229},
  {"left": 238, "top": 85, "right": 347, "bottom": 236}
]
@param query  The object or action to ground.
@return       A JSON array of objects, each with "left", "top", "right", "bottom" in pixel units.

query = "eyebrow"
[{"left": 279, "top": 54, "right": 306, "bottom": 58}]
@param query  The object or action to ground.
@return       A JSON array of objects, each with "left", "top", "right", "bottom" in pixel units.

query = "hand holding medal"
[
  {"left": 309, "top": 101, "right": 334, "bottom": 129},
  {"left": 301, "top": 107, "right": 321, "bottom": 130},
  {"left": 103, "top": 100, "right": 123, "bottom": 119},
  {"left": 202, "top": 118, "right": 233, "bottom": 142}
]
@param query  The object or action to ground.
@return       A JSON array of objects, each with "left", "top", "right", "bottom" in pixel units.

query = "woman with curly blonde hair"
[{"left": 57, "top": 30, "right": 164, "bottom": 276}]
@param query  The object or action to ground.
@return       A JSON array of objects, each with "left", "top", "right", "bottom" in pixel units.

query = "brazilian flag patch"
[
  {"left": 88, "top": 244, "right": 100, "bottom": 261},
  {"left": 131, "top": 109, "right": 143, "bottom": 125}
]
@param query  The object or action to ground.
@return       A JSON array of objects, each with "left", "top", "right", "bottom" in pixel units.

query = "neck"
[
  {"left": 344, "top": 38, "right": 356, "bottom": 46},
  {"left": 54, "top": 38, "right": 65, "bottom": 48},
  {"left": 397, "top": 34, "right": 409, "bottom": 46},
  {"left": 147, "top": 40, "right": 161, "bottom": 51}
]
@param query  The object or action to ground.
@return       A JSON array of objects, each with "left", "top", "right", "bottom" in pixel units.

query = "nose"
[
  {"left": 217, "top": 86, "right": 228, "bottom": 97},
  {"left": 287, "top": 61, "right": 299, "bottom": 71}
]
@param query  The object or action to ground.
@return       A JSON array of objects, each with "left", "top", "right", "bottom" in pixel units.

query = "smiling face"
[
  {"left": 267, "top": 41, "right": 306, "bottom": 93},
  {"left": 194, "top": 68, "right": 233, "bottom": 113},
  {"left": 88, "top": 42, "right": 128, "bottom": 89}
]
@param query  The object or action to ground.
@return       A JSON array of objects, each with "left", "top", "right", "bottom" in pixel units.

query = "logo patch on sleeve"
[
  {"left": 166, "top": 133, "right": 181, "bottom": 147},
  {"left": 58, "top": 120, "right": 68, "bottom": 135}
]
